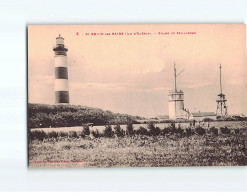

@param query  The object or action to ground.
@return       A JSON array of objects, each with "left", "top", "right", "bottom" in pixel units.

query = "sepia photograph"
[{"left": 28, "top": 24, "right": 247, "bottom": 168}]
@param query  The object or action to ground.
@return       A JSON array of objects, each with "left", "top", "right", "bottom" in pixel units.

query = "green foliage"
[
  {"left": 210, "top": 127, "right": 218, "bottom": 136},
  {"left": 47, "top": 131, "right": 59, "bottom": 139},
  {"left": 126, "top": 122, "right": 134, "bottom": 136},
  {"left": 185, "top": 128, "right": 193, "bottom": 136},
  {"left": 220, "top": 127, "right": 231, "bottom": 134},
  {"left": 68, "top": 131, "right": 78, "bottom": 138},
  {"left": 59, "top": 131, "right": 69, "bottom": 138},
  {"left": 103, "top": 125, "right": 114, "bottom": 138},
  {"left": 175, "top": 126, "right": 184, "bottom": 134},
  {"left": 195, "top": 127, "right": 206, "bottom": 135},
  {"left": 135, "top": 126, "right": 148, "bottom": 136},
  {"left": 147, "top": 122, "right": 161, "bottom": 136},
  {"left": 28, "top": 103, "right": 144, "bottom": 128},
  {"left": 29, "top": 132, "right": 247, "bottom": 167},
  {"left": 31, "top": 130, "right": 47, "bottom": 141},
  {"left": 29, "top": 124, "right": 245, "bottom": 144},
  {"left": 114, "top": 124, "right": 125, "bottom": 137},
  {"left": 234, "top": 128, "right": 240, "bottom": 134},
  {"left": 82, "top": 125, "right": 90, "bottom": 136},
  {"left": 91, "top": 129, "right": 103, "bottom": 138}
]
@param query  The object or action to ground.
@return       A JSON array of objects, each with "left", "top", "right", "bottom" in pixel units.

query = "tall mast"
[
  {"left": 219, "top": 64, "right": 222, "bottom": 94},
  {"left": 216, "top": 64, "right": 228, "bottom": 118},
  {"left": 173, "top": 62, "right": 184, "bottom": 92},
  {"left": 174, "top": 62, "right": 177, "bottom": 92}
]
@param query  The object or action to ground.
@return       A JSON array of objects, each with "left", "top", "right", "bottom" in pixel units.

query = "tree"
[
  {"left": 148, "top": 121, "right": 160, "bottom": 136},
  {"left": 82, "top": 125, "right": 90, "bottom": 136},
  {"left": 135, "top": 126, "right": 148, "bottom": 136},
  {"left": 220, "top": 127, "right": 231, "bottom": 134},
  {"left": 195, "top": 127, "right": 206, "bottom": 135},
  {"left": 210, "top": 127, "right": 218, "bottom": 136},
  {"left": 103, "top": 125, "right": 114, "bottom": 138},
  {"left": 114, "top": 124, "right": 124, "bottom": 137},
  {"left": 126, "top": 122, "right": 134, "bottom": 136}
]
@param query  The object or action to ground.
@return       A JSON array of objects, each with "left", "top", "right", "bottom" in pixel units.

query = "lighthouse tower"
[
  {"left": 53, "top": 35, "right": 69, "bottom": 104},
  {"left": 168, "top": 63, "right": 189, "bottom": 120}
]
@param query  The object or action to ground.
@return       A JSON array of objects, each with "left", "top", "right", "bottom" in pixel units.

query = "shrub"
[
  {"left": 147, "top": 122, "right": 155, "bottom": 131},
  {"left": 147, "top": 122, "right": 160, "bottom": 136},
  {"left": 169, "top": 122, "right": 176, "bottom": 131},
  {"left": 91, "top": 129, "right": 102, "bottom": 138},
  {"left": 68, "top": 131, "right": 78, "bottom": 138},
  {"left": 185, "top": 128, "right": 193, "bottom": 136},
  {"left": 126, "top": 122, "right": 134, "bottom": 136},
  {"left": 161, "top": 127, "right": 170, "bottom": 135},
  {"left": 220, "top": 127, "right": 231, "bottom": 134},
  {"left": 82, "top": 125, "right": 90, "bottom": 136},
  {"left": 31, "top": 130, "right": 47, "bottom": 141},
  {"left": 59, "top": 131, "right": 69, "bottom": 138},
  {"left": 175, "top": 127, "right": 184, "bottom": 134},
  {"left": 135, "top": 126, "right": 148, "bottom": 136},
  {"left": 234, "top": 128, "right": 240, "bottom": 135},
  {"left": 103, "top": 125, "right": 114, "bottom": 138},
  {"left": 210, "top": 127, "right": 218, "bottom": 136},
  {"left": 47, "top": 131, "right": 59, "bottom": 139},
  {"left": 114, "top": 124, "right": 124, "bottom": 137},
  {"left": 195, "top": 127, "right": 206, "bottom": 135}
]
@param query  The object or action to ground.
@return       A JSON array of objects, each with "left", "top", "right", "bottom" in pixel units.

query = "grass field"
[{"left": 29, "top": 129, "right": 247, "bottom": 168}]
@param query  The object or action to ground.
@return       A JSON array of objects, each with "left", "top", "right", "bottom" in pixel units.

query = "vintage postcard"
[{"left": 28, "top": 24, "right": 247, "bottom": 168}]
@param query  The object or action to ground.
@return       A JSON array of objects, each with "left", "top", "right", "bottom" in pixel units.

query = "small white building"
[{"left": 189, "top": 112, "right": 217, "bottom": 121}]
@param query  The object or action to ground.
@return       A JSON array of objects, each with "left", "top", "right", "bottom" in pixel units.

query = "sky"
[{"left": 28, "top": 24, "right": 247, "bottom": 117}]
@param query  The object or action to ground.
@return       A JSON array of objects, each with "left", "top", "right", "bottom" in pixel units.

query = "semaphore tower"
[{"left": 168, "top": 63, "right": 190, "bottom": 120}]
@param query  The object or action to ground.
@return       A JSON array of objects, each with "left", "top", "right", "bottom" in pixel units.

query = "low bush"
[
  {"left": 220, "top": 127, "right": 231, "bottom": 134},
  {"left": 68, "top": 131, "right": 78, "bottom": 138},
  {"left": 91, "top": 129, "right": 103, "bottom": 138},
  {"left": 82, "top": 125, "right": 90, "bottom": 136},
  {"left": 135, "top": 126, "right": 149, "bottom": 136},
  {"left": 185, "top": 128, "right": 193, "bottom": 136},
  {"left": 126, "top": 122, "right": 134, "bottom": 136},
  {"left": 195, "top": 127, "right": 206, "bottom": 135},
  {"left": 114, "top": 124, "right": 125, "bottom": 137},
  {"left": 175, "top": 127, "right": 184, "bottom": 134},
  {"left": 29, "top": 124, "right": 241, "bottom": 141},
  {"left": 234, "top": 128, "right": 240, "bottom": 135},
  {"left": 59, "top": 131, "right": 69, "bottom": 138},
  {"left": 210, "top": 127, "right": 218, "bottom": 136},
  {"left": 31, "top": 130, "right": 47, "bottom": 141},
  {"left": 148, "top": 122, "right": 161, "bottom": 136},
  {"left": 47, "top": 131, "right": 59, "bottom": 139},
  {"left": 103, "top": 125, "right": 114, "bottom": 138},
  {"left": 161, "top": 127, "right": 171, "bottom": 135}
]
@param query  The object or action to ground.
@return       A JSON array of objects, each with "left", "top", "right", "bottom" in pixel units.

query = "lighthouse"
[
  {"left": 53, "top": 35, "right": 69, "bottom": 104},
  {"left": 168, "top": 63, "right": 189, "bottom": 120}
]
